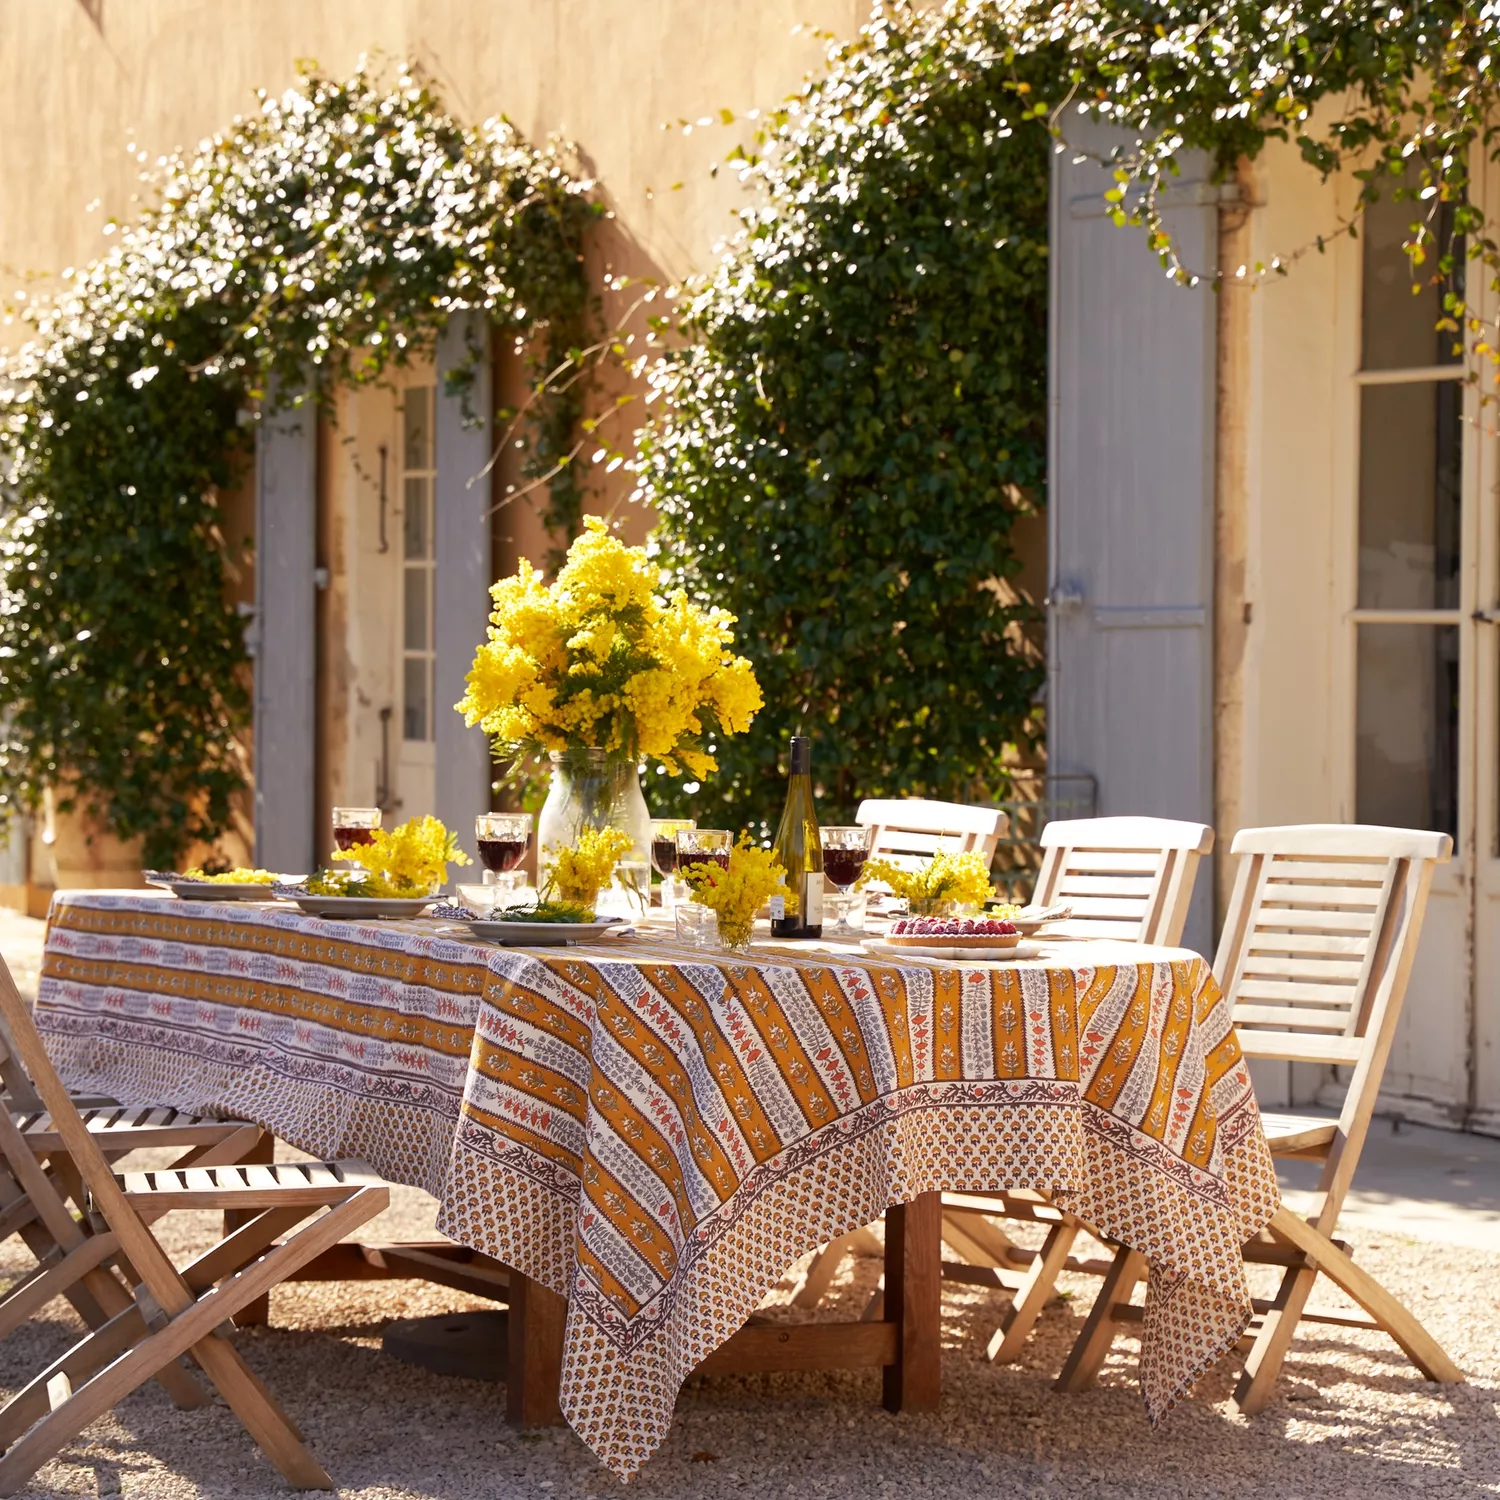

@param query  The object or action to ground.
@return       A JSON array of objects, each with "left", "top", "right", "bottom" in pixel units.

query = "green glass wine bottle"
[{"left": 769, "top": 735, "right": 823, "bottom": 940}]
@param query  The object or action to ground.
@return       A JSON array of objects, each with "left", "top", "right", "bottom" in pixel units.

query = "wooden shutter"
[
  {"left": 253, "top": 394, "right": 317, "bottom": 874},
  {"left": 1048, "top": 129, "right": 1220, "bottom": 955},
  {"left": 433, "top": 314, "right": 495, "bottom": 872}
]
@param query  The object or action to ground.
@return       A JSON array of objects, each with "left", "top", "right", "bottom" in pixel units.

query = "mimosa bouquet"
[
  {"left": 860, "top": 850, "right": 993, "bottom": 912},
  {"left": 457, "top": 518, "right": 763, "bottom": 776},
  {"left": 682, "top": 835, "right": 790, "bottom": 951},
  {"left": 309, "top": 815, "right": 469, "bottom": 897},
  {"left": 543, "top": 826, "right": 635, "bottom": 909}
]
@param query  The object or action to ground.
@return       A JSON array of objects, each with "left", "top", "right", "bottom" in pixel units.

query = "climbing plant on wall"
[
  {"left": 0, "top": 61, "right": 597, "bottom": 866},
  {"left": 636, "top": 10, "right": 1051, "bottom": 831}
]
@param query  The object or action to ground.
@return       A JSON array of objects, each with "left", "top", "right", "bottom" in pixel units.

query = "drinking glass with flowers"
[
  {"left": 456, "top": 519, "right": 763, "bottom": 909},
  {"left": 859, "top": 849, "right": 994, "bottom": 917},
  {"left": 542, "top": 827, "right": 636, "bottom": 913},
  {"left": 680, "top": 835, "right": 790, "bottom": 955}
]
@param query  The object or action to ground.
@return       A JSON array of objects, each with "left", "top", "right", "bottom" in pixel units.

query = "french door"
[{"left": 1350, "top": 169, "right": 1500, "bottom": 1131}]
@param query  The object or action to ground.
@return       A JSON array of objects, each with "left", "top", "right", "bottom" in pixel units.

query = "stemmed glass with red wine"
[
  {"left": 476, "top": 813, "right": 532, "bottom": 903},
  {"left": 819, "top": 825, "right": 872, "bottom": 937},
  {"left": 650, "top": 818, "right": 695, "bottom": 911},
  {"left": 332, "top": 807, "right": 381, "bottom": 851}
]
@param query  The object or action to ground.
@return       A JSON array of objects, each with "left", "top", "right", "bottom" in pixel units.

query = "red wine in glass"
[
  {"left": 651, "top": 839, "right": 680, "bottom": 877},
  {"left": 822, "top": 847, "right": 867, "bottom": 891},
  {"left": 333, "top": 825, "right": 377, "bottom": 851},
  {"left": 478, "top": 837, "right": 528, "bottom": 874},
  {"left": 678, "top": 850, "right": 731, "bottom": 876}
]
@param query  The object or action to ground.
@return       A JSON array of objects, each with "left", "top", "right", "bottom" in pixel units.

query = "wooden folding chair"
[
  {"left": 940, "top": 815, "right": 1215, "bottom": 1360},
  {"left": 1026, "top": 815, "right": 1215, "bottom": 945},
  {"left": 1054, "top": 823, "right": 1463, "bottom": 1409},
  {"left": 0, "top": 984, "right": 270, "bottom": 1338},
  {"left": 0, "top": 954, "right": 390, "bottom": 1493},
  {"left": 853, "top": 797, "right": 1006, "bottom": 870}
]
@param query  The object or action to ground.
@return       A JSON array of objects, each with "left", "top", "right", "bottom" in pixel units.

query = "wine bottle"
[{"left": 770, "top": 735, "right": 823, "bottom": 939}]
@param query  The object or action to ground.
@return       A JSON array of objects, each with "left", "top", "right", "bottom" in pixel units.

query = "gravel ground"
[{"left": 0, "top": 1182, "right": 1496, "bottom": 1500}]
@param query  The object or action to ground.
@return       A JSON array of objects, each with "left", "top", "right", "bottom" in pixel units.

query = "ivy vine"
[{"left": 0, "top": 60, "right": 597, "bottom": 867}]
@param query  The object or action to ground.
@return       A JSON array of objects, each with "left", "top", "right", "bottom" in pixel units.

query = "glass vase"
[{"left": 536, "top": 749, "right": 652, "bottom": 917}]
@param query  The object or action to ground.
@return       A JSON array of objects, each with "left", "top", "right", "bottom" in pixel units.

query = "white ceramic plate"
[
  {"left": 461, "top": 917, "right": 627, "bottom": 946},
  {"left": 145, "top": 876, "right": 281, "bottom": 901},
  {"left": 862, "top": 938, "right": 1045, "bottom": 962},
  {"left": 282, "top": 894, "right": 436, "bottom": 920}
]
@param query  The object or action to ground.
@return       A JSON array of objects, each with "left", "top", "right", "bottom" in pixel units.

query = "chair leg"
[
  {"left": 1233, "top": 1262, "right": 1318, "bottom": 1415},
  {"left": 1235, "top": 1205, "right": 1463, "bottom": 1413},
  {"left": 988, "top": 1219, "right": 1079, "bottom": 1363},
  {"left": 790, "top": 1237, "right": 854, "bottom": 1309},
  {"left": 940, "top": 1208, "right": 1019, "bottom": 1269},
  {"left": 1055, "top": 1246, "right": 1146, "bottom": 1393},
  {"left": 0, "top": 1192, "right": 380, "bottom": 1495}
]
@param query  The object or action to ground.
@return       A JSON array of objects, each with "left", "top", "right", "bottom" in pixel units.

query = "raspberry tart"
[{"left": 884, "top": 915, "right": 1021, "bottom": 950}]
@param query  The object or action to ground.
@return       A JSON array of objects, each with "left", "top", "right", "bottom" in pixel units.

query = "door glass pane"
[
  {"left": 403, "top": 477, "right": 429, "bottom": 560},
  {"left": 1357, "top": 381, "right": 1462, "bottom": 609},
  {"left": 403, "top": 656, "right": 430, "bottom": 742},
  {"left": 1357, "top": 624, "right": 1459, "bottom": 838},
  {"left": 403, "top": 568, "right": 428, "bottom": 652},
  {"left": 1361, "top": 174, "right": 1463, "bottom": 371},
  {"left": 403, "top": 387, "right": 431, "bottom": 470}
]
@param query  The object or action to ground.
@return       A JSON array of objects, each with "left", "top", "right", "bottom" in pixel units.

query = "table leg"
[
  {"left": 228, "top": 1131, "right": 274, "bottom": 1326},
  {"left": 506, "top": 1272, "right": 566, "bottom": 1427},
  {"left": 882, "top": 1190, "right": 942, "bottom": 1413}
]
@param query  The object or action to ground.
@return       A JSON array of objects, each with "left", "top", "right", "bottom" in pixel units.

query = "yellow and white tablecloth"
[{"left": 35, "top": 893, "right": 1278, "bottom": 1475}]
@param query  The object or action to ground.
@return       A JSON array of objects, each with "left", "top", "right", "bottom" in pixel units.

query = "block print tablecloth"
[{"left": 35, "top": 894, "right": 1278, "bottom": 1475}]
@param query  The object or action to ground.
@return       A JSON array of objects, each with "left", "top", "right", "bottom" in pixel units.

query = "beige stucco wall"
[{"left": 0, "top": 0, "right": 863, "bottom": 329}]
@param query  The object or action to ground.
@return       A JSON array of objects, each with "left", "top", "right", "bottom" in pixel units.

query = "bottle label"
[
  {"left": 768, "top": 895, "right": 786, "bottom": 922},
  {"left": 803, "top": 872, "right": 824, "bottom": 925}
]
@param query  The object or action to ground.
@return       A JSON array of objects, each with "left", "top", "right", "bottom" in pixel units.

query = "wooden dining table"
[{"left": 34, "top": 892, "right": 1279, "bottom": 1477}]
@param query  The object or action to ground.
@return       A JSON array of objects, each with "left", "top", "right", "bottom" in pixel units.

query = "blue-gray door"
[{"left": 1048, "top": 130, "right": 1219, "bottom": 955}]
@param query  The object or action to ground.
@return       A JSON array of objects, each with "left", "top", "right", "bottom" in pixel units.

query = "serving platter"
[
  {"left": 459, "top": 916, "right": 628, "bottom": 947},
  {"left": 861, "top": 938, "right": 1045, "bottom": 962},
  {"left": 144, "top": 872, "right": 283, "bottom": 902},
  {"left": 276, "top": 889, "right": 436, "bottom": 920}
]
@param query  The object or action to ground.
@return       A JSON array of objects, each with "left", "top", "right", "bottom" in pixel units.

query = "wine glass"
[
  {"left": 476, "top": 813, "right": 532, "bottom": 904},
  {"left": 650, "top": 817, "right": 695, "bottom": 912},
  {"left": 676, "top": 828, "right": 732, "bottom": 878},
  {"left": 819, "top": 825, "right": 872, "bottom": 937},
  {"left": 332, "top": 807, "right": 381, "bottom": 852}
]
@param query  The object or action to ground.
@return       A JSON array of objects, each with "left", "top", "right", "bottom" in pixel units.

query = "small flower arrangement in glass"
[
  {"left": 859, "top": 849, "right": 993, "bottom": 917},
  {"left": 679, "top": 835, "right": 790, "bottom": 954},
  {"left": 311, "top": 814, "right": 470, "bottom": 897},
  {"left": 542, "top": 826, "right": 636, "bottom": 912}
]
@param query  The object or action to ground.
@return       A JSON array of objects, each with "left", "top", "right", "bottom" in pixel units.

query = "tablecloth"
[{"left": 35, "top": 893, "right": 1279, "bottom": 1475}]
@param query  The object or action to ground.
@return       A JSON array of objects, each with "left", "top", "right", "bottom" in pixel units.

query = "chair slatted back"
[
  {"left": 1030, "top": 816, "right": 1214, "bottom": 945},
  {"left": 1217, "top": 824, "right": 1450, "bottom": 1143},
  {"left": 854, "top": 798, "right": 1006, "bottom": 872}
]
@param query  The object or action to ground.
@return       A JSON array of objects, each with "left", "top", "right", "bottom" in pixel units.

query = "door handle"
[{"left": 1474, "top": 608, "right": 1500, "bottom": 624}]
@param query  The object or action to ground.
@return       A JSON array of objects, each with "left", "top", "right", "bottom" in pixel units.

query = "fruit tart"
[{"left": 885, "top": 915, "right": 1020, "bottom": 949}]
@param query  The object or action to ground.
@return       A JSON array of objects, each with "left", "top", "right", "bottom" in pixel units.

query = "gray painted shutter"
[
  {"left": 1048, "top": 132, "right": 1219, "bottom": 956},
  {"left": 253, "top": 394, "right": 317, "bottom": 874},
  {"left": 433, "top": 314, "right": 496, "bottom": 874}
]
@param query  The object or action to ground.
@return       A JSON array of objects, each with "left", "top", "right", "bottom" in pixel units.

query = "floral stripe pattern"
[{"left": 36, "top": 894, "right": 1277, "bottom": 1477}]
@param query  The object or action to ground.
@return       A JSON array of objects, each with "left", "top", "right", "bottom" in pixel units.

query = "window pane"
[
  {"left": 402, "top": 655, "right": 430, "bottom": 742},
  {"left": 403, "top": 386, "right": 431, "bottom": 470},
  {"left": 1356, "top": 624, "right": 1459, "bottom": 838},
  {"left": 403, "top": 477, "right": 429, "bottom": 560},
  {"left": 1357, "top": 381, "right": 1461, "bottom": 609},
  {"left": 1361, "top": 172, "right": 1463, "bottom": 371},
  {"left": 403, "top": 567, "right": 429, "bottom": 652}
]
